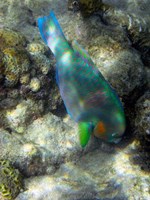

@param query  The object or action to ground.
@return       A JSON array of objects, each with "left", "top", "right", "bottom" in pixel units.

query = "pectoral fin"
[{"left": 78, "top": 122, "right": 92, "bottom": 148}]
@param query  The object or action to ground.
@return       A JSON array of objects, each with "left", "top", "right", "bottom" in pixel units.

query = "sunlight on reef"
[{"left": 0, "top": 0, "right": 149, "bottom": 199}]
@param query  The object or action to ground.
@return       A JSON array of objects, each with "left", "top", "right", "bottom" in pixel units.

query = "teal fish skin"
[{"left": 38, "top": 11, "right": 126, "bottom": 145}]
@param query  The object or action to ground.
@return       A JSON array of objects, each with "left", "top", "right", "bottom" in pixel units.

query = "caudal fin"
[{"left": 37, "top": 11, "right": 68, "bottom": 55}]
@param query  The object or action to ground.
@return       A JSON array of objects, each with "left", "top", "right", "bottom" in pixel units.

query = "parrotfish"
[{"left": 37, "top": 11, "right": 126, "bottom": 147}]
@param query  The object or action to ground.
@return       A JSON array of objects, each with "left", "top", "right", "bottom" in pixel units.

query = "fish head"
[{"left": 93, "top": 111, "right": 126, "bottom": 143}]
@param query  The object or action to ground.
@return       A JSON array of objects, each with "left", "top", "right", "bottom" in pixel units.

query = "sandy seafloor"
[{"left": 0, "top": 0, "right": 150, "bottom": 200}]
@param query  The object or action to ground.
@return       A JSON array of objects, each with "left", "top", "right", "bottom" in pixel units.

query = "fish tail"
[{"left": 38, "top": 11, "right": 70, "bottom": 56}]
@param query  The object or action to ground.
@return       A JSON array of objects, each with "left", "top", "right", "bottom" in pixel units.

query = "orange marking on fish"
[
  {"left": 93, "top": 121, "right": 106, "bottom": 138},
  {"left": 97, "top": 122, "right": 106, "bottom": 133}
]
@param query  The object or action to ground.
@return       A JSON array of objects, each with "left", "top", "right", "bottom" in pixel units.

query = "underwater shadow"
[
  {"left": 51, "top": 102, "right": 67, "bottom": 118},
  {"left": 130, "top": 138, "right": 150, "bottom": 173}
]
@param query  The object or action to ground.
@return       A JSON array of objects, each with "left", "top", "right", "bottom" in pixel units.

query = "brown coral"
[
  {"left": 0, "top": 29, "right": 27, "bottom": 51},
  {"left": 3, "top": 47, "right": 30, "bottom": 86},
  {"left": 0, "top": 159, "right": 23, "bottom": 200},
  {"left": 0, "top": 29, "right": 31, "bottom": 87}
]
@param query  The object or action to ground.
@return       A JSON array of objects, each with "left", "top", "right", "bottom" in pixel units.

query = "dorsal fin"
[
  {"left": 72, "top": 40, "right": 101, "bottom": 76},
  {"left": 72, "top": 40, "right": 94, "bottom": 65}
]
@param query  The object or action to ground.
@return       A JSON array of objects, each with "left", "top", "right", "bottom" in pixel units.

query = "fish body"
[{"left": 38, "top": 11, "right": 126, "bottom": 147}]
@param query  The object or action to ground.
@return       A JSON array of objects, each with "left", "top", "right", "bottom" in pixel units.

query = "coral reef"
[
  {"left": 0, "top": 160, "right": 23, "bottom": 200},
  {"left": 31, "top": 54, "right": 51, "bottom": 75},
  {"left": 27, "top": 42, "right": 49, "bottom": 55},
  {"left": 0, "top": 29, "right": 27, "bottom": 50},
  {"left": 0, "top": 29, "right": 30, "bottom": 87},
  {"left": 0, "top": 28, "right": 62, "bottom": 130},
  {"left": 3, "top": 47, "right": 30, "bottom": 87},
  {"left": 29, "top": 78, "right": 41, "bottom": 92},
  {"left": 16, "top": 146, "right": 150, "bottom": 200},
  {"left": 19, "top": 73, "right": 30, "bottom": 85},
  {"left": 0, "top": 0, "right": 149, "bottom": 199}
]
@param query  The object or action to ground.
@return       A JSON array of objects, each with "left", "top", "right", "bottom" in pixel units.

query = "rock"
[
  {"left": 102, "top": 0, "right": 150, "bottom": 68},
  {"left": 127, "top": 31, "right": 150, "bottom": 67},
  {"left": 7, "top": 89, "right": 19, "bottom": 99},
  {"left": 68, "top": 0, "right": 110, "bottom": 18},
  {"left": 0, "top": 51, "right": 5, "bottom": 74},
  {"left": 103, "top": 0, "right": 150, "bottom": 33},
  {"left": 5, "top": 99, "right": 44, "bottom": 133},
  {"left": 0, "top": 113, "right": 98, "bottom": 178},
  {"left": 0, "top": 89, "right": 19, "bottom": 114},
  {"left": 135, "top": 91, "right": 150, "bottom": 142},
  {"left": 16, "top": 145, "right": 150, "bottom": 200},
  {"left": 0, "top": 99, "right": 19, "bottom": 113},
  {"left": 88, "top": 38, "right": 145, "bottom": 97}
]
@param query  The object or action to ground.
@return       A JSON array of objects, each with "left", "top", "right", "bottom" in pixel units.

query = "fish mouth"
[
  {"left": 112, "top": 137, "right": 122, "bottom": 144},
  {"left": 109, "top": 133, "right": 122, "bottom": 144}
]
